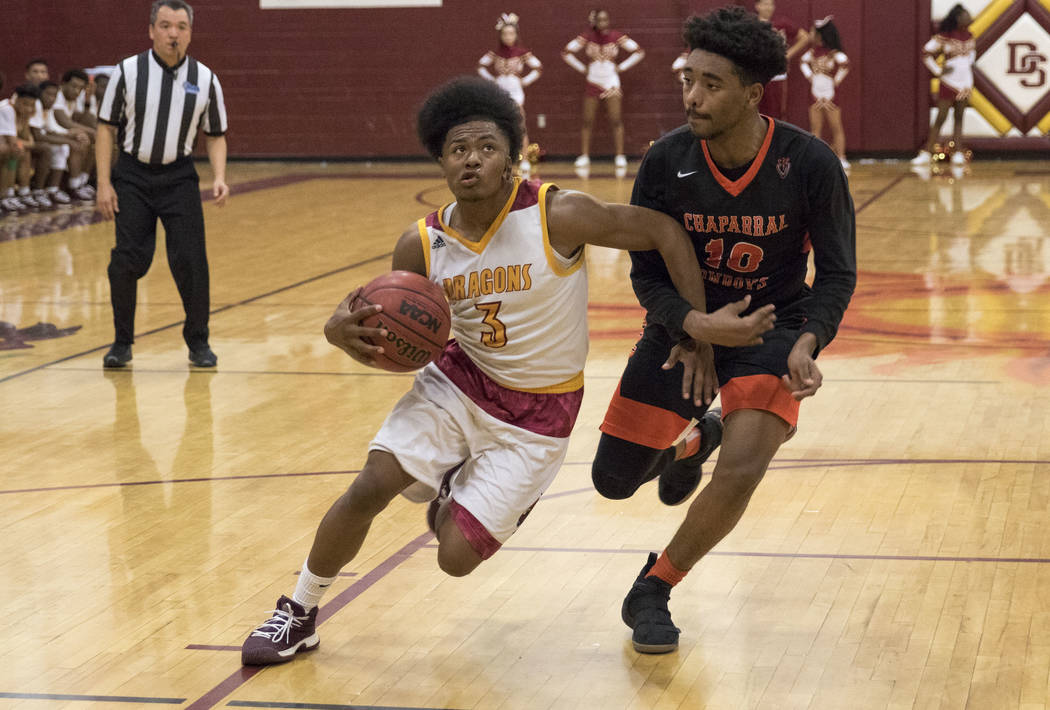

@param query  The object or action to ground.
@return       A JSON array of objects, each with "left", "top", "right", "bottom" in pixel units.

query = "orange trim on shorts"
[
  {"left": 599, "top": 380, "right": 692, "bottom": 450},
  {"left": 719, "top": 374, "right": 799, "bottom": 427}
]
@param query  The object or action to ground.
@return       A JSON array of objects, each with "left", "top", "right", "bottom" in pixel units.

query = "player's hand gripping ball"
[{"left": 352, "top": 270, "right": 452, "bottom": 372}]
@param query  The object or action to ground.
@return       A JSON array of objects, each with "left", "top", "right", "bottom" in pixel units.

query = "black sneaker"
[
  {"left": 658, "top": 408, "right": 722, "bottom": 506},
  {"left": 103, "top": 343, "right": 132, "bottom": 368},
  {"left": 241, "top": 595, "right": 319, "bottom": 666},
  {"left": 189, "top": 346, "right": 217, "bottom": 367},
  {"left": 621, "top": 552, "right": 680, "bottom": 654}
]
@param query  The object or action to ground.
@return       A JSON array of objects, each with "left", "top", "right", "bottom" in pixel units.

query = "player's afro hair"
[
  {"left": 417, "top": 76, "right": 523, "bottom": 160},
  {"left": 682, "top": 6, "right": 788, "bottom": 86}
]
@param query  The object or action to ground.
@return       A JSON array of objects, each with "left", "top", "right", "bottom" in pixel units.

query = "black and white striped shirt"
[{"left": 99, "top": 50, "right": 227, "bottom": 165}]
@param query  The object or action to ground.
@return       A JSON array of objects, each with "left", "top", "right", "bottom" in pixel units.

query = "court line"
[
  {"left": 0, "top": 691, "right": 184, "bottom": 704},
  {"left": 0, "top": 469, "right": 359, "bottom": 495},
  {"left": 184, "top": 531, "right": 434, "bottom": 710},
  {"left": 227, "top": 701, "right": 463, "bottom": 710},
  {"left": 488, "top": 545, "right": 1050, "bottom": 565},
  {"left": 854, "top": 173, "right": 908, "bottom": 213},
  {"left": 42, "top": 366, "right": 1004, "bottom": 385},
  {"left": 0, "top": 251, "right": 392, "bottom": 385},
  {"left": 4, "top": 457, "right": 1046, "bottom": 497}
]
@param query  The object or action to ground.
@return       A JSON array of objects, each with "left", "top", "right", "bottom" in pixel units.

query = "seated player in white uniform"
[
  {"left": 29, "top": 81, "right": 92, "bottom": 207},
  {"left": 51, "top": 69, "right": 96, "bottom": 200},
  {"left": 240, "top": 76, "right": 776, "bottom": 667}
]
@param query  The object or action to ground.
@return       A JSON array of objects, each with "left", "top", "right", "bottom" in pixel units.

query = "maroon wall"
[{"left": 2, "top": 0, "right": 928, "bottom": 158}]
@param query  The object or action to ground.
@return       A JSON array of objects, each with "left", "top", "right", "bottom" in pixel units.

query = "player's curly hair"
[
  {"left": 417, "top": 76, "right": 523, "bottom": 160},
  {"left": 682, "top": 6, "right": 787, "bottom": 86}
]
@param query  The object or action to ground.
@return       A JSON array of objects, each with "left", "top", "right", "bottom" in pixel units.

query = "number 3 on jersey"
[
  {"left": 475, "top": 301, "right": 507, "bottom": 348},
  {"left": 704, "top": 238, "right": 765, "bottom": 273}
]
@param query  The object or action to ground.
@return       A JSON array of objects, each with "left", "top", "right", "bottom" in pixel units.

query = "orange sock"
[{"left": 645, "top": 549, "right": 687, "bottom": 586}]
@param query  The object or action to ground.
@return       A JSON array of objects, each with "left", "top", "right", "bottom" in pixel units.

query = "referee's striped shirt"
[{"left": 98, "top": 50, "right": 227, "bottom": 165}]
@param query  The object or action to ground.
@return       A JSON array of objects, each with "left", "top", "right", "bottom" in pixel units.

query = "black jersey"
[{"left": 629, "top": 119, "right": 856, "bottom": 352}]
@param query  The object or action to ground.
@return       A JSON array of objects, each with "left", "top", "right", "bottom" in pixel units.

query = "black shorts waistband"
[{"left": 118, "top": 152, "right": 194, "bottom": 173}]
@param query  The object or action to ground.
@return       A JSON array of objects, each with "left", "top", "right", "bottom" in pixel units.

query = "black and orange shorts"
[{"left": 600, "top": 325, "right": 803, "bottom": 450}]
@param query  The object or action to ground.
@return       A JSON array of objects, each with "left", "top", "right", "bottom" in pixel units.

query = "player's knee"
[
  {"left": 436, "top": 538, "right": 482, "bottom": 577},
  {"left": 343, "top": 470, "right": 398, "bottom": 518},
  {"left": 591, "top": 464, "right": 636, "bottom": 500},
  {"left": 109, "top": 250, "right": 152, "bottom": 279}
]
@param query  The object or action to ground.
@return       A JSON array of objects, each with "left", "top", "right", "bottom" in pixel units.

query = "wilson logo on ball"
[{"left": 375, "top": 317, "right": 433, "bottom": 363}]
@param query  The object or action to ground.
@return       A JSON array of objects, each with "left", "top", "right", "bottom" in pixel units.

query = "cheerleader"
[
  {"left": 800, "top": 16, "right": 850, "bottom": 169},
  {"left": 477, "top": 12, "right": 542, "bottom": 176},
  {"left": 562, "top": 8, "right": 644, "bottom": 170},
  {"left": 912, "top": 4, "right": 975, "bottom": 166}
]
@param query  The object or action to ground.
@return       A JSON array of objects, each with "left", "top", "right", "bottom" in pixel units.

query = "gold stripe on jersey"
[
  {"left": 438, "top": 178, "right": 522, "bottom": 254},
  {"left": 417, "top": 218, "right": 431, "bottom": 276},
  {"left": 504, "top": 370, "right": 584, "bottom": 394},
  {"left": 539, "top": 183, "right": 586, "bottom": 277}
]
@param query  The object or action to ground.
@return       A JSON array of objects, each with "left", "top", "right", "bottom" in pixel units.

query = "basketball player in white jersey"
[{"left": 240, "top": 76, "right": 775, "bottom": 666}]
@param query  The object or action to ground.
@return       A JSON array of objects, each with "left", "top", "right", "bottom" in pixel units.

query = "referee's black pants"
[{"left": 107, "top": 153, "right": 210, "bottom": 351}]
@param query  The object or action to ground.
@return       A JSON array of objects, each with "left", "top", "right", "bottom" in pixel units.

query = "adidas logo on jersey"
[{"left": 432, "top": 236, "right": 446, "bottom": 249}]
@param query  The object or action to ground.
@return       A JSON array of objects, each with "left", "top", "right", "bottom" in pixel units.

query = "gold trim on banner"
[{"left": 971, "top": 89, "right": 1015, "bottom": 135}]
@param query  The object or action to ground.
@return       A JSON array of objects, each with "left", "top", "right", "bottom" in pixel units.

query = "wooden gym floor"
[{"left": 1, "top": 158, "right": 1048, "bottom": 710}]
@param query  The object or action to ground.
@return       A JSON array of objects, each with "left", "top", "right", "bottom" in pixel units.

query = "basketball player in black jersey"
[{"left": 593, "top": 6, "right": 856, "bottom": 653}]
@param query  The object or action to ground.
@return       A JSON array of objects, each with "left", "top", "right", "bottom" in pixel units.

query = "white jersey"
[
  {"left": 53, "top": 90, "right": 75, "bottom": 119},
  {"left": 417, "top": 178, "right": 589, "bottom": 392},
  {"left": 800, "top": 48, "right": 850, "bottom": 103},
  {"left": 0, "top": 100, "right": 16, "bottom": 137},
  {"left": 924, "top": 30, "right": 976, "bottom": 91}
]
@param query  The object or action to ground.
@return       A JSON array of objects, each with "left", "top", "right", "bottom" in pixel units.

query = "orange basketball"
[{"left": 352, "top": 270, "right": 452, "bottom": 373}]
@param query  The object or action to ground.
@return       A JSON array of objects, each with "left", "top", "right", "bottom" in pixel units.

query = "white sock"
[
  {"left": 4, "top": 188, "right": 13, "bottom": 198},
  {"left": 47, "top": 185, "right": 58, "bottom": 193},
  {"left": 292, "top": 561, "right": 337, "bottom": 611},
  {"left": 71, "top": 173, "right": 88, "bottom": 188},
  {"left": 17, "top": 186, "right": 30, "bottom": 196}
]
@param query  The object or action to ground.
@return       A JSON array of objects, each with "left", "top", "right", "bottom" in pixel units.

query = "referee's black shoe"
[
  {"left": 103, "top": 343, "right": 132, "bottom": 368},
  {"left": 658, "top": 408, "right": 722, "bottom": 506},
  {"left": 189, "top": 346, "right": 217, "bottom": 368}
]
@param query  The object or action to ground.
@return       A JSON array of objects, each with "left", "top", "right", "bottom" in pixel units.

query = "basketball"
[{"left": 353, "top": 270, "right": 452, "bottom": 372}]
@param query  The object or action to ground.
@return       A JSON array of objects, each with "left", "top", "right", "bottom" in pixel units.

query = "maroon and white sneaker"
[{"left": 241, "top": 595, "right": 319, "bottom": 665}]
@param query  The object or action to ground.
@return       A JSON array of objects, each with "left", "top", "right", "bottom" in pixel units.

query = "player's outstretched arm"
[{"left": 546, "top": 190, "right": 775, "bottom": 347}]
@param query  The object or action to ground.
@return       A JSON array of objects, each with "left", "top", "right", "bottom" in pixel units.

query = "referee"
[{"left": 97, "top": 0, "right": 229, "bottom": 368}]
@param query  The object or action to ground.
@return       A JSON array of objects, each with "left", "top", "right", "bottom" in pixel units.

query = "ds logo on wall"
[{"left": 965, "top": 0, "right": 1050, "bottom": 135}]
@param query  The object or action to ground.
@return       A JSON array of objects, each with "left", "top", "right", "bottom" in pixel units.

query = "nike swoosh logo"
[{"left": 677, "top": 170, "right": 698, "bottom": 178}]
